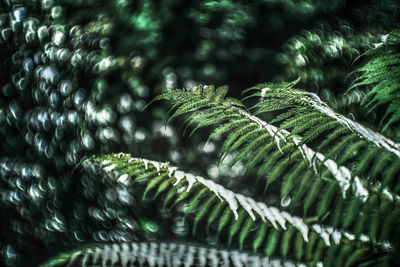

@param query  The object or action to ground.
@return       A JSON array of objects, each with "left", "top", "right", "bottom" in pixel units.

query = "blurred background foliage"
[{"left": 0, "top": 0, "right": 399, "bottom": 266}]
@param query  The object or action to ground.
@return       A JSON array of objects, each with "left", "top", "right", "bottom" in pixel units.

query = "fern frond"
[
  {"left": 248, "top": 83, "right": 400, "bottom": 247},
  {"left": 81, "top": 153, "right": 389, "bottom": 266},
  {"left": 39, "top": 241, "right": 308, "bottom": 267},
  {"left": 250, "top": 86, "right": 400, "bottom": 159},
  {"left": 154, "top": 84, "right": 400, "bottom": 250},
  {"left": 350, "top": 30, "right": 400, "bottom": 130},
  {"left": 154, "top": 85, "right": 369, "bottom": 201},
  {"left": 250, "top": 85, "right": 400, "bottom": 204}
]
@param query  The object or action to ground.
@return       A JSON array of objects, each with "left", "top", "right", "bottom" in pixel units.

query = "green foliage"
[
  {"left": 42, "top": 71, "right": 400, "bottom": 265},
  {"left": 248, "top": 81, "right": 400, "bottom": 191},
  {"left": 350, "top": 30, "right": 400, "bottom": 131},
  {"left": 1, "top": 0, "right": 400, "bottom": 266},
  {"left": 41, "top": 153, "right": 380, "bottom": 266},
  {"left": 277, "top": 26, "right": 382, "bottom": 95},
  {"left": 152, "top": 82, "right": 400, "bottom": 246}
]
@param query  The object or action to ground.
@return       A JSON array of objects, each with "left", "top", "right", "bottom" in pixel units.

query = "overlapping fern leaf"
[
  {"left": 349, "top": 30, "right": 400, "bottom": 131},
  {"left": 40, "top": 78, "right": 400, "bottom": 266},
  {"left": 153, "top": 83, "right": 400, "bottom": 252},
  {"left": 156, "top": 81, "right": 400, "bottom": 247},
  {"left": 40, "top": 153, "right": 387, "bottom": 267},
  {"left": 248, "top": 80, "right": 400, "bottom": 196},
  {"left": 247, "top": 81, "right": 400, "bottom": 249}
]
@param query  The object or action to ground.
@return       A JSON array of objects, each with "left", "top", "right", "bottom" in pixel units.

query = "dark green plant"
[
  {"left": 41, "top": 70, "right": 400, "bottom": 265},
  {"left": 1, "top": 1, "right": 400, "bottom": 267}
]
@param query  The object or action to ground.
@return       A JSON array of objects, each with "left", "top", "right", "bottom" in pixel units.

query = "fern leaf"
[
  {"left": 228, "top": 210, "right": 247, "bottom": 245},
  {"left": 152, "top": 84, "right": 400, "bottom": 253},
  {"left": 253, "top": 223, "right": 268, "bottom": 252},
  {"left": 239, "top": 217, "right": 254, "bottom": 249},
  {"left": 84, "top": 153, "right": 383, "bottom": 264},
  {"left": 39, "top": 242, "right": 309, "bottom": 267},
  {"left": 152, "top": 84, "right": 374, "bottom": 206},
  {"left": 254, "top": 86, "right": 400, "bottom": 159},
  {"left": 265, "top": 230, "right": 280, "bottom": 257},
  {"left": 193, "top": 195, "right": 218, "bottom": 234}
]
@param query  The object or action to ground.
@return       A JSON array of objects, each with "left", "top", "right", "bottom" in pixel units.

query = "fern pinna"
[{"left": 41, "top": 32, "right": 400, "bottom": 267}]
